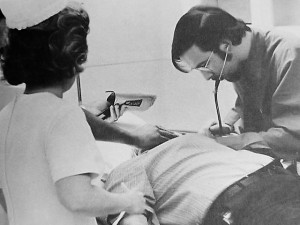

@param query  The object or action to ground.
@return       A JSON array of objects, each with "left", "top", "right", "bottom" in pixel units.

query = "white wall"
[
  {"left": 65, "top": 0, "right": 236, "bottom": 131},
  {"left": 251, "top": 0, "right": 300, "bottom": 28},
  {"left": 272, "top": 0, "right": 300, "bottom": 26}
]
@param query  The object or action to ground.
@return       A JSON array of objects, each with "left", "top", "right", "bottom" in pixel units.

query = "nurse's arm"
[{"left": 82, "top": 109, "right": 177, "bottom": 151}]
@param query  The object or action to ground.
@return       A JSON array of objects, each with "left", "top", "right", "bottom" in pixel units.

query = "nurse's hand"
[
  {"left": 122, "top": 183, "right": 147, "bottom": 214},
  {"left": 82, "top": 100, "right": 127, "bottom": 123},
  {"left": 101, "top": 104, "right": 127, "bottom": 123},
  {"left": 132, "top": 124, "right": 179, "bottom": 152}
]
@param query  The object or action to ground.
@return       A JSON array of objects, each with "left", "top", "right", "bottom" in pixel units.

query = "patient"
[{"left": 101, "top": 134, "right": 300, "bottom": 225}]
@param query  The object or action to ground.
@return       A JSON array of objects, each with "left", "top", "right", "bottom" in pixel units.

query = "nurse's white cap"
[{"left": 1, "top": 0, "right": 82, "bottom": 30}]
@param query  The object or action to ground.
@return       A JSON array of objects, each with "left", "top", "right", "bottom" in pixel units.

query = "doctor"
[{"left": 171, "top": 6, "right": 300, "bottom": 161}]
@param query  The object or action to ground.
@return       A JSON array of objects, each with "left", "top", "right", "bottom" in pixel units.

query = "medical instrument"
[
  {"left": 97, "top": 91, "right": 157, "bottom": 119},
  {"left": 96, "top": 91, "right": 116, "bottom": 119},
  {"left": 214, "top": 79, "right": 223, "bottom": 136},
  {"left": 76, "top": 75, "right": 113, "bottom": 118},
  {"left": 76, "top": 74, "right": 82, "bottom": 106},
  {"left": 213, "top": 45, "right": 229, "bottom": 136}
]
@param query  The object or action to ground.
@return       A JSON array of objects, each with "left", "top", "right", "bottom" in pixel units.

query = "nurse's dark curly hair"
[{"left": 1, "top": 4, "right": 89, "bottom": 87}]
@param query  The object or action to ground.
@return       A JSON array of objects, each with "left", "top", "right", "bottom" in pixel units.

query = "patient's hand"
[{"left": 132, "top": 124, "right": 179, "bottom": 152}]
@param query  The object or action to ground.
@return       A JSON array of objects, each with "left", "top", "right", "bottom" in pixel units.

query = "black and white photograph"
[{"left": 0, "top": 0, "right": 300, "bottom": 224}]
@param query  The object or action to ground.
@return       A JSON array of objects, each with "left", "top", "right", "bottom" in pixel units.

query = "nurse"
[{"left": 0, "top": 1, "right": 146, "bottom": 224}]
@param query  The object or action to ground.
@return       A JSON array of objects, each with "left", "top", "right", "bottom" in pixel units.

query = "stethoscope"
[
  {"left": 214, "top": 45, "right": 229, "bottom": 136},
  {"left": 76, "top": 74, "right": 83, "bottom": 106}
]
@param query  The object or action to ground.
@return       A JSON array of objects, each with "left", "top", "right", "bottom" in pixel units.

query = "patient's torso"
[{"left": 105, "top": 134, "right": 273, "bottom": 225}]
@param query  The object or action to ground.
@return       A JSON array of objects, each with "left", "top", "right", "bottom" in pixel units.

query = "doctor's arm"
[{"left": 216, "top": 59, "right": 300, "bottom": 160}]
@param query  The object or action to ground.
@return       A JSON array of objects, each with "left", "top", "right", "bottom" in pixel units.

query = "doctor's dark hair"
[
  {"left": 171, "top": 6, "right": 250, "bottom": 72},
  {"left": 1, "top": 5, "right": 89, "bottom": 87}
]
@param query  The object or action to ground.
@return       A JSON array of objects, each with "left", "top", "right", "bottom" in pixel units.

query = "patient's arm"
[{"left": 83, "top": 108, "right": 177, "bottom": 151}]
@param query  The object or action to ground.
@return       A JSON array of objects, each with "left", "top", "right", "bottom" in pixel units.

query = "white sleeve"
[{"left": 45, "top": 105, "right": 104, "bottom": 182}]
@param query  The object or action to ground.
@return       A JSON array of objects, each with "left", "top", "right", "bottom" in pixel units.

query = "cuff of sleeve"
[
  {"left": 240, "top": 132, "right": 271, "bottom": 150},
  {"left": 224, "top": 108, "right": 241, "bottom": 125},
  {"left": 216, "top": 132, "right": 271, "bottom": 150}
]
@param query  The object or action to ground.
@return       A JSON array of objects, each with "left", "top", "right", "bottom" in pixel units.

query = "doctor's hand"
[
  {"left": 208, "top": 121, "right": 234, "bottom": 136},
  {"left": 132, "top": 124, "right": 179, "bottom": 152}
]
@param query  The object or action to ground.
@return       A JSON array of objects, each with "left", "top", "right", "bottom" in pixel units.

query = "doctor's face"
[{"left": 178, "top": 44, "right": 242, "bottom": 82}]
